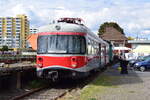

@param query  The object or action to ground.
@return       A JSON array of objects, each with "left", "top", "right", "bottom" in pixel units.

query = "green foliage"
[
  {"left": 2, "top": 45, "right": 9, "bottom": 51},
  {"left": 127, "top": 36, "right": 134, "bottom": 40},
  {"left": 98, "top": 22, "right": 124, "bottom": 35},
  {"left": 28, "top": 80, "right": 47, "bottom": 89},
  {"left": 80, "top": 75, "right": 118, "bottom": 100},
  {"left": 89, "top": 98, "right": 97, "bottom": 100}
]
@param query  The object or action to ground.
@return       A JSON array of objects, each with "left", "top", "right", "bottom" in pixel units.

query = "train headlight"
[
  {"left": 37, "top": 64, "right": 42, "bottom": 68},
  {"left": 72, "top": 64, "right": 77, "bottom": 68},
  {"left": 71, "top": 57, "right": 77, "bottom": 68}
]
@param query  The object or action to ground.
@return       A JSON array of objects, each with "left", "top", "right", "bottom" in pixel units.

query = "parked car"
[
  {"left": 129, "top": 55, "right": 150, "bottom": 67},
  {"left": 134, "top": 58, "right": 150, "bottom": 72}
]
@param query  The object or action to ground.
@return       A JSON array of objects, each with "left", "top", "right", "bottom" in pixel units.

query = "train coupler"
[{"left": 47, "top": 71, "right": 59, "bottom": 82}]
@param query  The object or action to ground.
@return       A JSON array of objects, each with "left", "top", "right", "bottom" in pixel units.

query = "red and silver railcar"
[{"left": 36, "top": 18, "right": 109, "bottom": 80}]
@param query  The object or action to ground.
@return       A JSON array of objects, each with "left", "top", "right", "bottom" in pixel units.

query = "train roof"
[
  {"left": 38, "top": 22, "right": 108, "bottom": 45},
  {"left": 38, "top": 23, "right": 87, "bottom": 33}
]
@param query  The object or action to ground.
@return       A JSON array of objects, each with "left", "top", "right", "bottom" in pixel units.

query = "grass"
[
  {"left": 27, "top": 79, "right": 48, "bottom": 89},
  {"left": 58, "top": 69, "right": 122, "bottom": 100},
  {"left": 88, "top": 98, "right": 97, "bottom": 100},
  {"left": 128, "top": 91, "right": 135, "bottom": 93},
  {"left": 79, "top": 74, "right": 119, "bottom": 100}
]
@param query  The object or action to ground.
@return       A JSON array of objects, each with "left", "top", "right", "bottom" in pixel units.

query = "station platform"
[
  {"left": 0, "top": 63, "right": 36, "bottom": 90},
  {"left": 0, "top": 62, "right": 36, "bottom": 76}
]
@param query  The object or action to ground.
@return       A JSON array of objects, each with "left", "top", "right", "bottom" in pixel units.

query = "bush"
[{"left": 1, "top": 45, "right": 9, "bottom": 51}]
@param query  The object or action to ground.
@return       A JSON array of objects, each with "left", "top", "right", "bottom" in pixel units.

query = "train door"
[
  {"left": 109, "top": 43, "right": 113, "bottom": 62},
  {"left": 105, "top": 46, "right": 110, "bottom": 64},
  {"left": 99, "top": 43, "right": 101, "bottom": 66},
  {"left": 101, "top": 44, "right": 104, "bottom": 66},
  {"left": 104, "top": 46, "right": 106, "bottom": 65},
  {"left": 101, "top": 44, "right": 108, "bottom": 66}
]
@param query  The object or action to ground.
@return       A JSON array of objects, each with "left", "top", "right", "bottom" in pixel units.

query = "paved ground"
[
  {"left": 96, "top": 68, "right": 150, "bottom": 100},
  {"left": 59, "top": 67, "right": 150, "bottom": 100}
]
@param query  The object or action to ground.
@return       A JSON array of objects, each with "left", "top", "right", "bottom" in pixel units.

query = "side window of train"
[
  {"left": 81, "top": 37, "right": 86, "bottom": 53},
  {"left": 101, "top": 45, "right": 104, "bottom": 57},
  {"left": 95, "top": 42, "right": 99, "bottom": 54},
  {"left": 88, "top": 38, "right": 95, "bottom": 55},
  {"left": 91, "top": 40, "right": 94, "bottom": 54},
  {"left": 93, "top": 41, "right": 98, "bottom": 55},
  {"left": 92, "top": 41, "right": 95, "bottom": 54},
  {"left": 95, "top": 42, "right": 98, "bottom": 54},
  {"left": 88, "top": 39, "right": 91, "bottom": 54}
]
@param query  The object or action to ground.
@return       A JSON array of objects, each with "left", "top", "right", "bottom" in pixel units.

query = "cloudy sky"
[{"left": 1, "top": 0, "right": 150, "bottom": 39}]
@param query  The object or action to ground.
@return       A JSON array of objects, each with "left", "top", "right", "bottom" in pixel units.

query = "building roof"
[
  {"left": 100, "top": 27, "right": 128, "bottom": 41},
  {"left": 128, "top": 40, "right": 150, "bottom": 44}
]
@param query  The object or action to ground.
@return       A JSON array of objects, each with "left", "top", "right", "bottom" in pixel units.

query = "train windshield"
[{"left": 37, "top": 35, "right": 86, "bottom": 54}]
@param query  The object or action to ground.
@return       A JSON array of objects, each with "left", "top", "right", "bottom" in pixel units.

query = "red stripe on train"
[{"left": 37, "top": 56, "right": 88, "bottom": 69}]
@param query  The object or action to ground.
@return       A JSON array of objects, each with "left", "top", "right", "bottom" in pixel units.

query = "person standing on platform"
[{"left": 119, "top": 54, "right": 128, "bottom": 74}]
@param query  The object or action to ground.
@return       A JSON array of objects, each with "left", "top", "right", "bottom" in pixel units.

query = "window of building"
[
  {"left": 16, "top": 20, "right": 21, "bottom": 22},
  {"left": 16, "top": 32, "right": 20, "bottom": 34},
  {"left": 7, "top": 27, "right": 12, "bottom": 29},
  {"left": 15, "top": 18, "right": 21, "bottom": 20},
  {"left": 6, "top": 17, "right": 12, "bottom": 19},
  {"left": 16, "top": 30, "right": 20, "bottom": 32},
  {"left": 7, "top": 21, "right": 12, "bottom": 23},
  {"left": 16, "top": 36, "right": 20, "bottom": 38},
  {"left": 16, "top": 38, "right": 20, "bottom": 41},
  {"left": 16, "top": 24, "right": 21, "bottom": 27},
  {"left": 7, "top": 30, "right": 12, "bottom": 32},
  {"left": 16, "top": 27, "right": 21, "bottom": 29},
  {"left": 7, "top": 24, "right": 12, "bottom": 27}
]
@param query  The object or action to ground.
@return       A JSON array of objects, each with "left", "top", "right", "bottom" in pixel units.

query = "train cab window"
[
  {"left": 67, "top": 35, "right": 86, "bottom": 54},
  {"left": 48, "top": 35, "right": 68, "bottom": 53},
  {"left": 37, "top": 36, "right": 48, "bottom": 54},
  {"left": 68, "top": 36, "right": 81, "bottom": 53},
  {"left": 37, "top": 35, "right": 86, "bottom": 54}
]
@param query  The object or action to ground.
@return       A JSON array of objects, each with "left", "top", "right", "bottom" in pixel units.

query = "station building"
[
  {"left": 0, "top": 14, "right": 29, "bottom": 50},
  {"left": 99, "top": 26, "right": 129, "bottom": 55},
  {"left": 128, "top": 39, "right": 150, "bottom": 55}
]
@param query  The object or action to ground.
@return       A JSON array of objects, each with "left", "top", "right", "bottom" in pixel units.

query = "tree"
[
  {"left": 127, "top": 36, "right": 134, "bottom": 40},
  {"left": 2, "top": 45, "right": 8, "bottom": 51},
  {"left": 98, "top": 22, "right": 124, "bottom": 35}
]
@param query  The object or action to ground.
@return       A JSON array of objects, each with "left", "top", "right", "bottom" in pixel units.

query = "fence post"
[{"left": 16, "top": 72, "right": 21, "bottom": 89}]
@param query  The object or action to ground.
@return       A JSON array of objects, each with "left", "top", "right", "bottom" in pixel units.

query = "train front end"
[{"left": 36, "top": 33, "right": 88, "bottom": 80}]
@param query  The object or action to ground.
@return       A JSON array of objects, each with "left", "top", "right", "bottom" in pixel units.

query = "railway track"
[
  {"left": 20, "top": 87, "right": 71, "bottom": 100},
  {"left": 10, "top": 80, "right": 77, "bottom": 100},
  {"left": 10, "top": 68, "right": 106, "bottom": 100}
]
